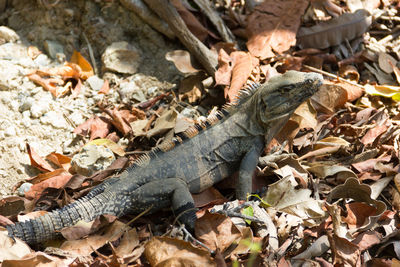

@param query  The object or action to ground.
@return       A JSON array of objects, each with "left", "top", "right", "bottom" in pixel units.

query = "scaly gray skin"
[{"left": 6, "top": 71, "right": 323, "bottom": 245}]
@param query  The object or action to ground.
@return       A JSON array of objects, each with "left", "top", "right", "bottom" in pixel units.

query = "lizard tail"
[{"left": 6, "top": 190, "right": 114, "bottom": 245}]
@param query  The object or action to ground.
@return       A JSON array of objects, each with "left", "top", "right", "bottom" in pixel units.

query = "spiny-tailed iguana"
[{"left": 6, "top": 71, "right": 323, "bottom": 245}]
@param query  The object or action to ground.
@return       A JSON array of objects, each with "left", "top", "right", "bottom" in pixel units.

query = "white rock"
[
  {"left": 19, "top": 96, "right": 34, "bottom": 112},
  {"left": 0, "top": 26, "right": 19, "bottom": 44},
  {"left": 18, "top": 182, "right": 32, "bottom": 197},
  {"left": 43, "top": 40, "right": 64, "bottom": 59},
  {"left": 9, "top": 100, "right": 19, "bottom": 111},
  {"left": 86, "top": 75, "right": 104, "bottom": 91},
  {"left": 34, "top": 54, "right": 51, "bottom": 66},
  {"left": 40, "top": 111, "right": 68, "bottom": 129},
  {"left": 69, "top": 111, "right": 85, "bottom": 126},
  {"left": 70, "top": 144, "right": 115, "bottom": 176},
  {"left": 102, "top": 41, "right": 141, "bottom": 74},
  {"left": 30, "top": 102, "right": 49, "bottom": 118},
  {"left": 120, "top": 81, "right": 146, "bottom": 103},
  {"left": 0, "top": 131, "right": 5, "bottom": 139}
]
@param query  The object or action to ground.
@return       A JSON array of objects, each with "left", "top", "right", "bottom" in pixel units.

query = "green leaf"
[{"left": 242, "top": 206, "right": 253, "bottom": 225}]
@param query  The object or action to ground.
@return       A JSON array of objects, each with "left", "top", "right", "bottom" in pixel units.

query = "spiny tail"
[{"left": 7, "top": 190, "right": 114, "bottom": 244}]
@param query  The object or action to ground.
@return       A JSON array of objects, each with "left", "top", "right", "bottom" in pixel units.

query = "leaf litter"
[{"left": 1, "top": 0, "right": 400, "bottom": 266}]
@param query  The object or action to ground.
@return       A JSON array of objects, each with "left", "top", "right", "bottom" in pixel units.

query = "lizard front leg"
[
  {"left": 236, "top": 137, "right": 264, "bottom": 200},
  {"left": 132, "top": 178, "right": 197, "bottom": 233}
]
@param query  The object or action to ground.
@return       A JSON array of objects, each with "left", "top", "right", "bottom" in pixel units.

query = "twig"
[
  {"left": 303, "top": 65, "right": 365, "bottom": 90},
  {"left": 143, "top": 0, "right": 218, "bottom": 76},
  {"left": 120, "top": 0, "right": 175, "bottom": 39},
  {"left": 193, "top": 0, "right": 235, "bottom": 43},
  {"left": 82, "top": 32, "right": 98, "bottom": 75}
]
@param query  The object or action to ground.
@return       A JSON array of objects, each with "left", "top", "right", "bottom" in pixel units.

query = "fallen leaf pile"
[{"left": 1, "top": 0, "right": 400, "bottom": 266}]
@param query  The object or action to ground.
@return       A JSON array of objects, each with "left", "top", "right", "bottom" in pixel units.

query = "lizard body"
[{"left": 6, "top": 71, "right": 323, "bottom": 244}]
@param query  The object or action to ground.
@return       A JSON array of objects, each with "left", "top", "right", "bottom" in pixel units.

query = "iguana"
[{"left": 6, "top": 71, "right": 323, "bottom": 245}]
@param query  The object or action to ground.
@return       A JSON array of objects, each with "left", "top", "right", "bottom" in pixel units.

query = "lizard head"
[{"left": 256, "top": 70, "right": 323, "bottom": 128}]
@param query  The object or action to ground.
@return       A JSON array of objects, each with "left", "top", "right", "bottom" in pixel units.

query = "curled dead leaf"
[{"left": 145, "top": 236, "right": 215, "bottom": 267}]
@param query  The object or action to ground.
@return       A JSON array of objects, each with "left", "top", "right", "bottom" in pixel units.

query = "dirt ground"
[{"left": 0, "top": 0, "right": 182, "bottom": 196}]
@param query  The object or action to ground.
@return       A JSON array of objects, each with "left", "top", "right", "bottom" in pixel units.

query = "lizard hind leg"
[{"left": 132, "top": 178, "right": 197, "bottom": 233}]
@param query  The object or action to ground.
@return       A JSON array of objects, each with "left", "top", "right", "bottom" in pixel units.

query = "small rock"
[
  {"left": 43, "top": 40, "right": 64, "bottom": 60},
  {"left": 30, "top": 100, "right": 50, "bottom": 118},
  {"left": 70, "top": 144, "right": 115, "bottom": 176},
  {"left": 86, "top": 75, "right": 104, "bottom": 91},
  {"left": 9, "top": 100, "right": 19, "bottom": 111},
  {"left": 0, "top": 26, "right": 19, "bottom": 44},
  {"left": 120, "top": 81, "right": 146, "bottom": 103},
  {"left": 0, "top": 131, "right": 4, "bottom": 139},
  {"left": 102, "top": 41, "right": 141, "bottom": 74},
  {"left": 40, "top": 111, "right": 68, "bottom": 129},
  {"left": 18, "top": 182, "right": 32, "bottom": 197},
  {"left": 4, "top": 126, "right": 16, "bottom": 136},
  {"left": 34, "top": 54, "right": 51, "bottom": 66},
  {"left": 69, "top": 111, "right": 85, "bottom": 126},
  {"left": 19, "top": 96, "right": 34, "bottom": 112}
]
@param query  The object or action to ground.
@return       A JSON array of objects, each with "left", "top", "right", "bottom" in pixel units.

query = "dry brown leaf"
[
  {"left": 60, "top": 220, "right": 125, "bottom": 255},
  {"left": 378, "top": 52, "right": 397, "bottom": 74},
  {"left": 246, "top": 0, "right": 309, "bottom": 59},
  {"left": 70, "top": 50, "right": 94, "bottom": 80},
  {"left": 215, "top": 48, "right": 233, "bottom": 86},
  {"left": 106, "top": 108, "right": 132, "bottom": 136},
  {"left": 297, "top": 9, "right": 372, "bottom": 49},
  {"left": 26, "top": 143, "right": 54, "bottom": 172},
  {"left": 114, "top": 228, "right": 140, "bottom": 258},
  {"left": 360, "top": 124, "right": 389, "bottom": 145},
  {"left": 24, "top": 171, "right": 72, "bottom": 200},
  {"left": 195, "top": 211, "right": 242, "bottom": 252},
  {"left": 26, "top": 168, "right": 66, "bottom": 184},
  {"left": 342, "top": 202, "right": 377, "bottom": 229},
  {"left": 339, "top": 64, "right": 360, "bottom": 82},
  {"left": 311, "top": 83, "right": 348, "bottom": 114},
  {"left": 27, "top": 73, "right": 64, "bottom": 97},
  {"left": 98, "top": 79, "right": 110, "bottom": 94},
  {"left": 46, "top": 152, "right": 71, "bottom": 171},
  {"left": 145, "top": 236, "right": 215, "bottom": 266},
  {"left": 146, "top": 109, "right": 177, "bottom": 138},
  {"left": 192, "top": 187, "right": 226, "bottom": 208},
  {"left": 0, "top": 197, "right": 25, "bottom": 218},
  {"left": 171, "top": 0, "right": 209, "bottom": 42},
  {"left": 352, "top": 231, "right": 382, "bottom": 251},
  {"left": 227, "top": 51, "right": 259, "bottom": 101},
  {"left": 328, "top": 233, "right": 360, "bottom": 266},
  {"left": 17, "top": 210, "right": 48, "bottom": 222},
  {"left": 328, "top": 178, "right": 386, "bottom": 232},
  {"left": 61, "top": 215, "right": 117, "bottom": 241},
  {"left": 179, "top": 72, "right": 205, "bottom": 103},
  {"left": 165, "top": 50, "right": 202, "bottom": 74},
  {"left": 2, "top": 251, "right": 75, "bottom": 266},
  {"left": 0, "top": 228, "right": 32, "bottom": 261}
]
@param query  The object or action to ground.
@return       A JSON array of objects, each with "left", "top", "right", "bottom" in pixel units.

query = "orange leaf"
[
  {"left": 98, "top": 79, "right": 110, "bottom": 94},
  {"left": 46, "top": 152, "right": 71, "bottom": 171},
  {"left": 27, "top": 73, "right": 63, "bottom": 97},
  {"left": 227, "top": 51, "right": 259, "bottom": 101},
  {"left": 26, "top": 143, "right": 54, "bottom": 172},
  {"left": 24, "top": 170, "right": 72, "bottom": 200},
  {"left": 70, "top": 50, "right": 94, "bottom": 80},
  {"left": 26, "top": 168, "right": 66, "bottom": 184}
]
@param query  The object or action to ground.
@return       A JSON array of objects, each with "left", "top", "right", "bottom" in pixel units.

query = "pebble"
[
  {"left": 102, "top": 41, "right": 141, "bottom": 74},
  {"left": 0, "top": 26, "right": 20, "bottom": 44},
  {"left": 43, "top": 40, "right": 64, "bottom": 59},
  {"left": 40, "top": 111, "right": 68, "bottom": 129},
  {"left": 4, "top": 126, "right": 16, "bottom": 136},
  {"left": 70, "top": 144, "right": 115, "bottom": 176},
  {"left": 34, "top": 54, "right": 51, "bottom": 66},
  {"left": 18, "top": 182, "right": 32, "bottom": 197},
  {"left": 86, "top": 75, "right": 104, "bottom": 91}
]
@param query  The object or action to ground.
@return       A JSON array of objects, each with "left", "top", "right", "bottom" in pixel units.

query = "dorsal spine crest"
[{"left": 130, "top": 82, "right": 260, "bottom": 168}]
